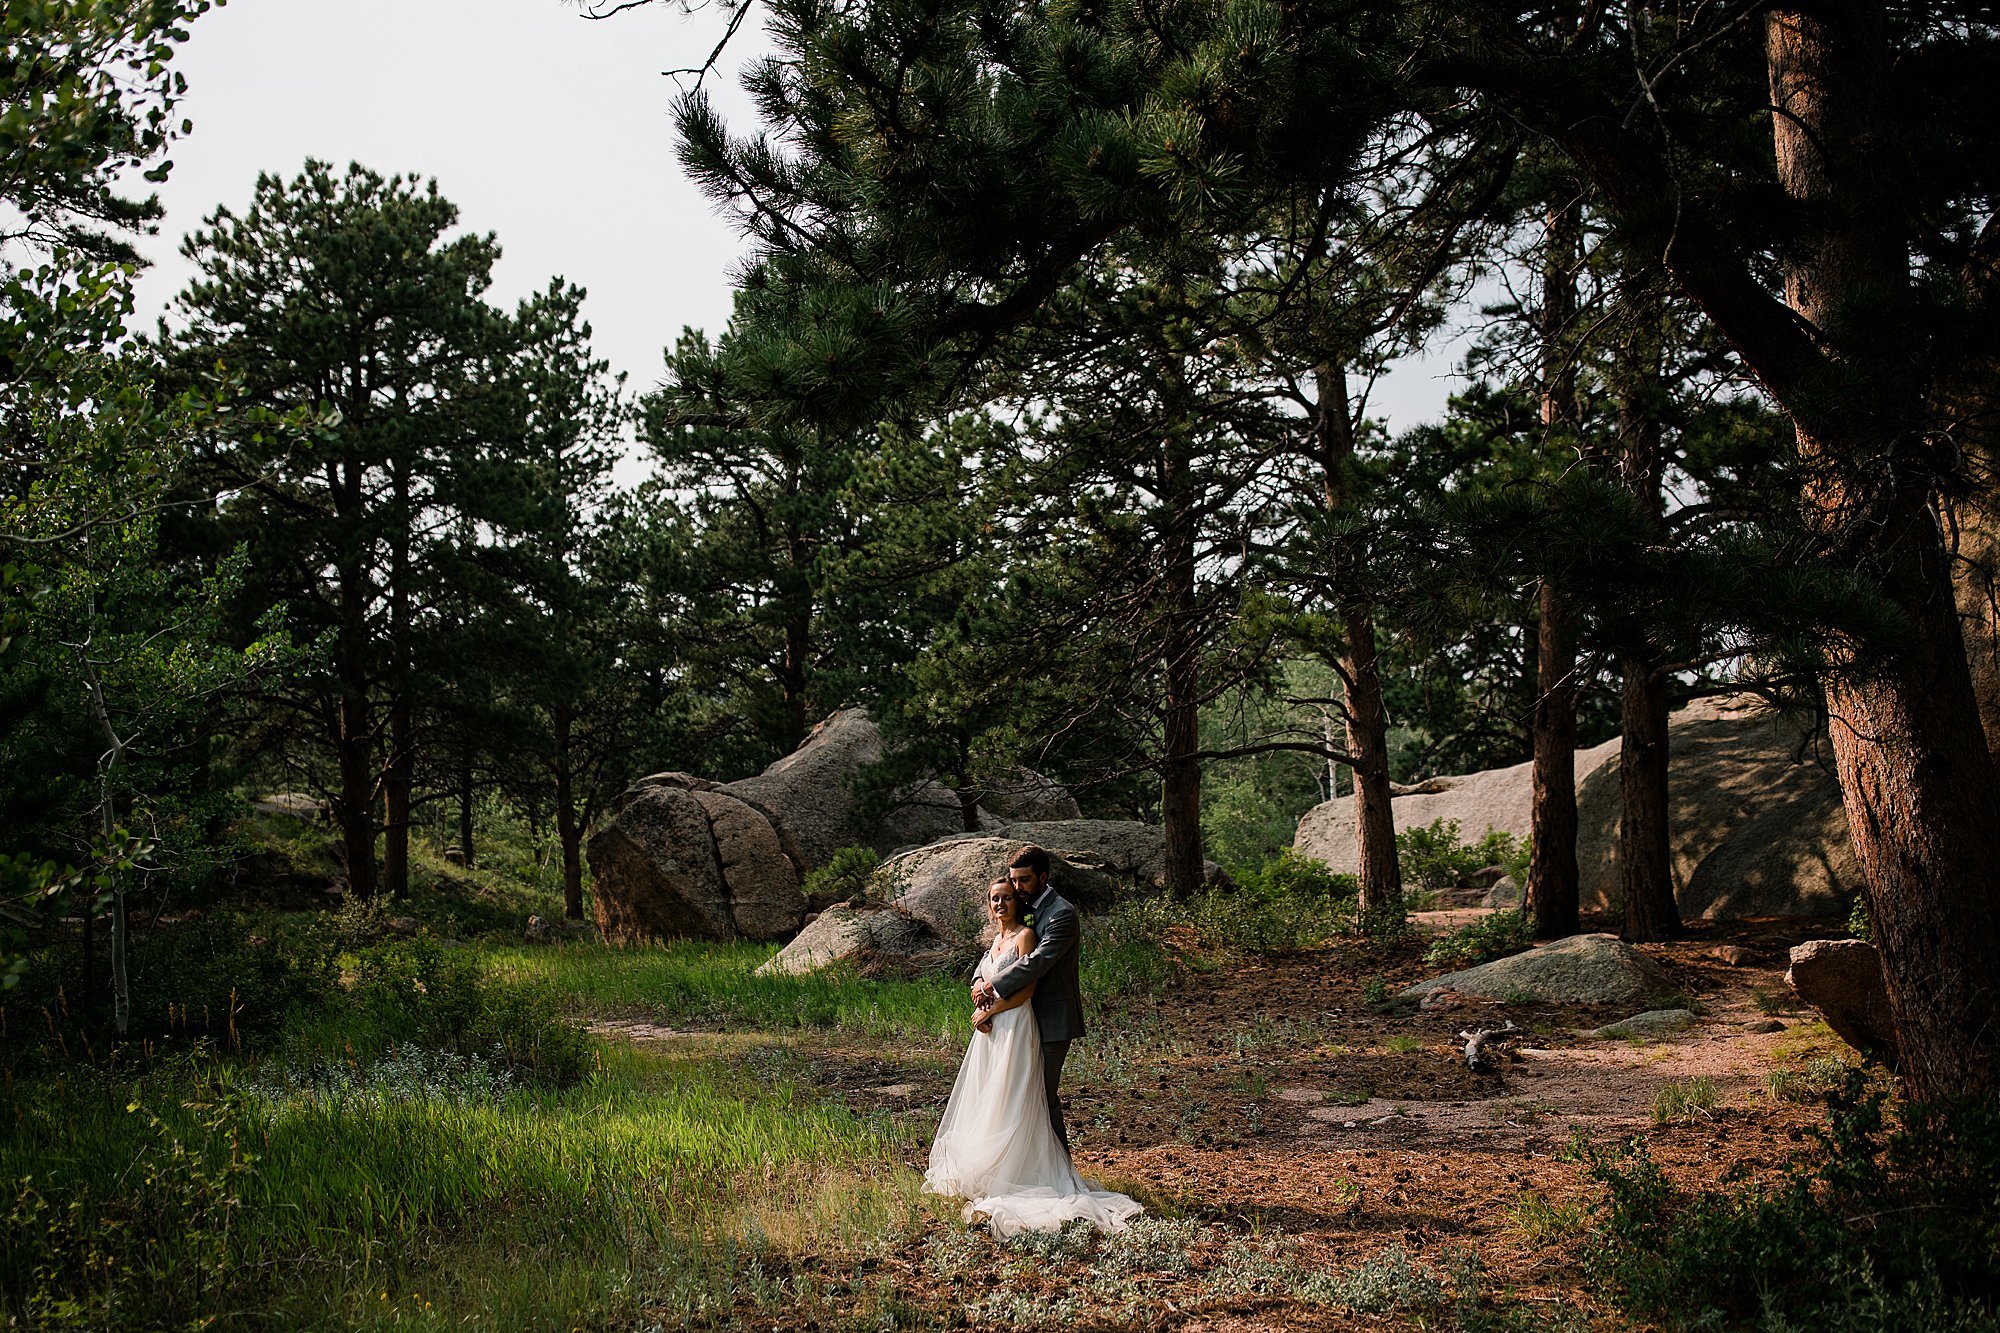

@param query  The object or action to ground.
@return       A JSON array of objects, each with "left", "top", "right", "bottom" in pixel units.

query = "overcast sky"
[{"left": 129, "top": 0, "right": 1464, "bottom": 434}]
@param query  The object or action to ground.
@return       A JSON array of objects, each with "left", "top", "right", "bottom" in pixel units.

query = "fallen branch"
[{"left": 1458, "top": 1020, "right": 1522, "bottom": 1073}]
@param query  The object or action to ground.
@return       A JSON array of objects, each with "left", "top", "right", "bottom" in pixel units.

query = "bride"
[{"left": 922, "top": 875, "right": 1142, "bottom": 1238}]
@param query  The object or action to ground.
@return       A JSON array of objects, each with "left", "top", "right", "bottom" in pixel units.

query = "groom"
[{"left": 972, "top": 844, "right": 1085, "bottom": 1153}]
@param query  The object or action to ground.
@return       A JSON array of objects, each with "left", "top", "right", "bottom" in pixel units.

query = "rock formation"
[
  {"left": 1401, "top": 933, "right": 1676, "bottom": 1007},
  {"left": 758, "top": 820, "right": 1227, "bottom": 976},
  {"left": 589, "top": 708, "right": 1089, "bottom": 943},
  {"left": 1296, "top": 696, "right": 1859, "bottom": 919},
  {"left": 1786, "top": 938, "right": 1899, "bottom": 1064}
]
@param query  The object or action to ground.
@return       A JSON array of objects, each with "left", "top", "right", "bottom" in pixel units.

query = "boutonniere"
[{"left": 1023, "top": 911, "right": 1036, "bottom": 928}]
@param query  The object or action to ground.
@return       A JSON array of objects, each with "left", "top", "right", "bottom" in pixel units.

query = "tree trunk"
[
  {"left": 1766, "top": 0, "right": 2000, "bottom": 1098},
  {"left": 457, "top": 749, "right": 476, "bottom": 869},
  {"left": 1314, "top": 364, "right": 1402, "bottom": 917},
  {"left": 1526, "top": 197, "right": 1583, "bottom": 939},
  {"left": 554, "top": 702, "right": 585, "bottom": 920},
  {"left": 1526, "top": 580, "right": 1580, "bottom": 937},
  {"left": 1343, "top": 598, "right": 1403, "bottom": 916},
  {"left": 332, "top": 449, "right": 378, "bottom": 902},
  {"left": 1614, "top": 282, "right": 1679, "bottom": 941},
  {"left": 383, "top": 695, "right": 413, "bottom": 900},
  {"left": 1617, "top": 657, "right": 1679, "bottom": 940},
  {"left": 1159, "top": 428, "right": 1207, "bottom": 900}
]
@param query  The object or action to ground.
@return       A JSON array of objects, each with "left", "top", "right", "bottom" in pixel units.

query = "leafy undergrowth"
[{"left": 1572, "top": 1072, "right": 2000, "bottom": 1331}]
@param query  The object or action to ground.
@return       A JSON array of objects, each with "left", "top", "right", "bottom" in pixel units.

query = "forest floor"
[{"left": 588, "top": 910, "right": 1856, "bottom": 1331}]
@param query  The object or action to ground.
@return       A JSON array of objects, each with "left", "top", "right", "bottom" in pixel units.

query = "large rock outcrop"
[
  {"left": 759, "top": 819, "right": 1222, "bottom": 976},
  {"left": 1574, "top": 697, "right": 1858, "bottom": 918},
  {"left": 877, "top": 837, "right": 1119, "bottom": 946},
  {"left": 589, "top": 708, "right": 1101, "bottom": 943},
  {"left": 719, "top": 708, "right": 977, "bottom": 868},
  {"left": 588, "top": 785, "right": 743, "bottom": 942},
  {"left": 753, "top": 905, "right": 957, "bottom": 979},
  {"left": 1295, "top": 696, "right": 1858, "bottom": 919},
  {"left": 1297, "top": 739, "right": 1618, "bottom": 877}
]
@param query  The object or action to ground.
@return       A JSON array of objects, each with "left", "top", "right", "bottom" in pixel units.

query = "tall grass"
[
  {"left": 0, "top": 1041, "right": 928, "bottom": 1328},
  {"left": 481, "top": 939, "right": 970, "bottom": 1040}
]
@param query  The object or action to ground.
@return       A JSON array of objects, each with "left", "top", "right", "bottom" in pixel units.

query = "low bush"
[
  {"left": 1567, "top": 1073, "right": 2000, "bottom": 1330},
  {"left": 1397, "top": 818, "right": 1519, "bottom": 891},
  {"left": 1424, "top": 909, "right": 1535, "bottom": 969},
  {"left": 1180, "top": 849, "right": 1360, "bottom": 954}
]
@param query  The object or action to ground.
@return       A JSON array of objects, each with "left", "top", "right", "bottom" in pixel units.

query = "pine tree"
[{"left": 169, "top": 161, "right": 510, "bottom": 901}]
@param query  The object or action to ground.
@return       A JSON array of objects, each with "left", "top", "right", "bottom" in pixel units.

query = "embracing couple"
[{"left": 921, "top": 844, "right": 1142, "bottom": 1238}]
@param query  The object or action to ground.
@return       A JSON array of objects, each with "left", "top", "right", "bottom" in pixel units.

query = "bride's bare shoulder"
[{"left": 1014, "top": 924, "right": 1038, "bottom": 954}]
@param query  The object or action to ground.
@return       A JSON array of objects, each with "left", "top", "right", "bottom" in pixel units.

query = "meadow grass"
[
  {"left": 0, "top": 1037, "right": 933, "bottom": 1329},
  {"left": 479, "top": 938, "right": 970, "bottom": 1041}
]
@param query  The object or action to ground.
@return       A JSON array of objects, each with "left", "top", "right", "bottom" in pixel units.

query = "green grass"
[
  {"left": 0, "top": 1037, "right": 929, "bottom": 1329},
  {"left": 1651, "top": 1076, "right": 1720, "bottom": 1123},
  {"left": 481, "top": 939, "right": 970, "bottom": 1040}
]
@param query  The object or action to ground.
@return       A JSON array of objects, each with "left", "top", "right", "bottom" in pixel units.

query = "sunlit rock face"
[{"left": 1294, "top": 696, "right": 1858, "bottom": 920}]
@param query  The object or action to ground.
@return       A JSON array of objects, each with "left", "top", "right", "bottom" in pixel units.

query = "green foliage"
[
  {"left": 312, "top": 939, "right": 590, "bottom": 1088},
  {"left": 1567, "top": 1075, "right": 2000, "bottom": 1330},
  {"left": 0, "top": 0, "right": 214, "bottom": 261},
  {"left": 1424, "top": 909, "right": 1535, "bottom": 969},
  {"left": 1232, "top": 847, "right": 1356, "bottom": 903},
  {"left": 1847, "top": 894, "right": 1873, "bottom": 942},
  {"left": 802, "top": 845, "right": 880, "bottom": 906},
  {"left": 0, "top": 1040, "right": 920, "bottom": 1329},
  {"left": 1398, "top": 818, "right": 1518, "bottom": 891},
  {"left": 4, "top": 1095, "right": 255, "bottom": 1329}
]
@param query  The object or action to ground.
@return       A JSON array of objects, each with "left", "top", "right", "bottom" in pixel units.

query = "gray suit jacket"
[{"left": 992, "top": 884, "right": 1085, "bottom": 1043}]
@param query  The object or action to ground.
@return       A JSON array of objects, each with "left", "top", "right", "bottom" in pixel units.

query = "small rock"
[
  {"left": 1481, "top": 875, "right": 1523, "bottom": 909},
  {"left": 1743, "top": 1018, "right": 1786, "bottom": 1034},
  {"left": 1787, "top": 939, "right": 1898, "bottom": 1064},
  {"left": 1710, "top": 945, "right": 1756, "bottom": 966},
  {"left": 1591, "top": 1008, "right": 1696, "bottom": 1039},
  {"left": 1420, "top": 988, "right": 1467, "bottom": 1011},
  {"left": 872, "top": 1083, "right": 918, "bottom": 1098},
  {"left": 443, "top": 844, "right": 467, "bottom": 866},
  {"left": 524, "top": 914, "right": 557, "bottom": 945},
  {"left": 386, "top": 916, "right": 420, "bottom": 936}
]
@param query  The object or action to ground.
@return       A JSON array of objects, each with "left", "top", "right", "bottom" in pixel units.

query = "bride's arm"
[{"left": 978, "top": 929, "right": 1039, "bottom": 1017}]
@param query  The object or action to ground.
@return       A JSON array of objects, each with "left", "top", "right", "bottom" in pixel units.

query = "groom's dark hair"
[{"left": 1009, "top": 844, "right": 1051, "bottom": 878}]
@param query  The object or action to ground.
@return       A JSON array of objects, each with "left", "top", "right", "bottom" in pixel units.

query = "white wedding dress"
[{"left": 922, "top": 943, "right": 1143, "bottom": 1239}]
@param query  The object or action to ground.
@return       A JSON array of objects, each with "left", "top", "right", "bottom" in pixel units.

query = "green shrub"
[
  {"left": 1567, "top": 1074, "right": 2000, "bottom": 1330},
  {"left": 1424, "top": 909, "right": 1535, "bottom": 969},
  {"left": 1232, "top": 848, "right": 1357, "bottom": 904},
  {"left": 1398, "top": 819, "right": 1521, "bottom": 892},
  {"left": 1847, "top": 894, "right": 1873, "bottom": 942},
  {"left": 803, "top": 846, "right": 880, "bottom": 904},
  {"left": 1186, "top": 851, "right": 1358, "bottom": 954}
]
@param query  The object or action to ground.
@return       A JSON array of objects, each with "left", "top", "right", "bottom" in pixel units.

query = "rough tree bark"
[
  {"left": 1763, "top": 0, "right": 2000, "bottom": 1098},
  {"left": 1314, "top": 364, "right": 1402, "bottom": 916},
  {"left": 333, "top": 463, "right": 378, "bottom": 903},
  {"left": 1526, "top": 580, "right": 1581, "bottom": 937},
  {"left": 553, "top": 700, "right": 585, "bottom": 920},
  {"left": 1614, "top": 292, "right": 1681, "bottom": 940},
  {"left": 1159, "top": 423, "right": 1208, "bottom": 900},
  {"left": 1526, "top": 197, "right": 1583, "bottom": 939}
]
